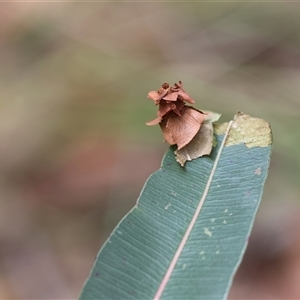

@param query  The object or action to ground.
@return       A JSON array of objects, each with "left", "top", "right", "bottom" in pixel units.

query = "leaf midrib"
[{"left": 154, "top": 120, "right": 234, "bottom": 300}]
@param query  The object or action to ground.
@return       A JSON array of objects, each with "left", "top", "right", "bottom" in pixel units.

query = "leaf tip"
[{"left": 226, "top": 112, "right": 272, "bottom": 148}]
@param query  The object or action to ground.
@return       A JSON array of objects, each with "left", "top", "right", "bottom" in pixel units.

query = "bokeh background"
[{"left": 1, "top": 2, "right": 300, "bottom": 299}]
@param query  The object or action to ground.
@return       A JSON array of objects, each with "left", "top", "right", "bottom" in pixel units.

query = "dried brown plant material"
[
  {"left": 175, "top": 112, "right": 221, "bottom": 166},
  {"left": 146, "top": 81, "right": 220, "bottom": 165},
  {"left": 160, "top": 107, "right": 205, "bottom": 150}
]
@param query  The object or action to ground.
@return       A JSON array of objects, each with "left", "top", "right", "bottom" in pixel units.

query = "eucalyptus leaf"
[{"left": 79, "top": 112, "right": 272, "bottom": 300}]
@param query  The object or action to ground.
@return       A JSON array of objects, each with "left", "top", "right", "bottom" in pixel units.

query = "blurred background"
[{"left": 0, "top": 2, "right": 300, "bottom": 299}]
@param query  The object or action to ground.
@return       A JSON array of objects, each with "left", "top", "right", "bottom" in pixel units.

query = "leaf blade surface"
[{"left": 80, "top": 113, "right": 272, "bottom": 300}]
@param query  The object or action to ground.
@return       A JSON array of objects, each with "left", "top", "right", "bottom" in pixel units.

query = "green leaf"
[{"left": 79, "top": 112, "right": 272, "bottom": 300}]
